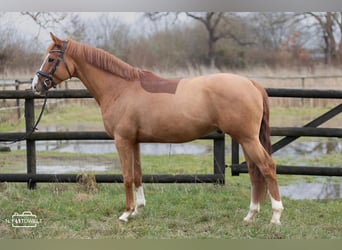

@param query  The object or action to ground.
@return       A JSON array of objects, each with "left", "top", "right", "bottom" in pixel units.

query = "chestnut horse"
[{"left": 32, "top": 33, "right": 283, "bottom": 224}]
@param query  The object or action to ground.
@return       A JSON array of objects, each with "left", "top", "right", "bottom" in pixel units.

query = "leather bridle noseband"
[{"left": 35, "top": 40, "right": 72, "bottom": 90}]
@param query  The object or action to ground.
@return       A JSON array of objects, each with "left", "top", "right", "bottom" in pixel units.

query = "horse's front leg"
[
  {"left": 132, "top": 143, "right": 146, "bottom": 217},
  {"left": 115, "top": 137, "right": 135, "bottom": 222}
]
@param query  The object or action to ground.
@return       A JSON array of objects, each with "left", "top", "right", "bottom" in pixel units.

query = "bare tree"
[
  {"left": 187, "top": 12, "right": 256, "bottom": 67},
  {"left": 147, "top": 12, "right": 254, "bottom": 68},
  {"left": 305, "top": 12, "right": 342, "bottom": 65},
  {"left": 331, "top": 13, "right": 342, "bottom": 63},
  {"left": 20, "top": 12, "right": 68, "bottom": 37},
  {"left": 252, "top": 13, "right": 297, "bottom": 49},
  {"left": 84, "top": 14, "right": 131, "bottom": 61}
]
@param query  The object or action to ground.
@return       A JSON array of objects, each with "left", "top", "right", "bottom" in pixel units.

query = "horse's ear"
[{"left": 50, "top": 32, "right": 63, "bottom": 46}]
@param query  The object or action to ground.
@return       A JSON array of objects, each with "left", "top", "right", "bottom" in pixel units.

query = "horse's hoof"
[
  {"left": 119, "top": 211, "right": 132, "bottom": 222},
  {"left": 118, "top": 218, "right": 128, "bottom": 223},
  {"left": 243, "top": 217, "right": 254, "bottom": 224},
  {"left": 270, "top": 219, "right": 281, "bottom": 226},
  {"left": 132, "top": 204, "right": 145, "bottom": 217},
  {"left": 270, "top": 208, "right": 283, "bottom": 226}
]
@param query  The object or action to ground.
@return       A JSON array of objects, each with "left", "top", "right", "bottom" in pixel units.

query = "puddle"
[
  {"left": 273, "top": 139, "right": 341, "bottom": 157},
  {"left": 8, "top": 138, "right": 341, "bottom": 157},
  {"left": 8, "top": 140, "right": 208, "bottom": 155},
  {"left": 31, "top": 140, "right": 207, "bottom": 174},
  {"left": 37, "top": 164, "right": 112, "bottom": 174},
  {"left": 56, "top": 140, "right": 208, "bottom": 155},
  {"left": 280, "top": 178, "right": 342, "bottom": 200}
]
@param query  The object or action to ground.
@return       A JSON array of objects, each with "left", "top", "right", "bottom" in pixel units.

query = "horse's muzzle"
[
  {"left": 31, "top": 75, "right": 49, "bottom": 96},
  {"left": 31, "top": 75, "right": 38, "bottom": 92}
]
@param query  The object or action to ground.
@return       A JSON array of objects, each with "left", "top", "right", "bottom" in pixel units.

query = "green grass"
[
  {"left": 270, "top": 106, "right": 341, "bottom": 128},
  {"left": 1, "top": 147, "right": 340, "bottom": 239},
  {"left": 0, "top": 180, "right": 341, "bottom": 239},
  {"left": 0, "top": 100, "right": 102, "bottom": 133}
]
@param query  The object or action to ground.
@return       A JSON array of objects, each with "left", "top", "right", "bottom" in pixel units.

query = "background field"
[
  {"left": 1, "top": 11, "right": 342, "bottom": 239},
  {"left": 1, "top": 65, "right": 342, "bottom": 240},
  {"left": 1, "top": 73, "right": 341, "bottom": 238}
]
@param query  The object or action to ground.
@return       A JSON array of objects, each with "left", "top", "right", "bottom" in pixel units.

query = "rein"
[{"left": 1, "top": 93, "right": 48, "bottom": 144}]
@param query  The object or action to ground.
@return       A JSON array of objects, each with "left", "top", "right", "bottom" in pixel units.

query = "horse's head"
[{"left": 32, "top": 33, "right": 75, "bottom": 95}]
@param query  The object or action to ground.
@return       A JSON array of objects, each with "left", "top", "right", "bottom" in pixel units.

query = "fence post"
[
  {"left": 301, "top": 77, "right": 305, "bottom": 105},
  {"left": 213, "top": 134, "right": 225, "bottom": 184},
  {"left": 25, "top": 97, "right": 37, "bottom": 189},
  {"left": 15, "top": 80, "right": 21, "bottom": 119},
  {"left": 231, "top": 140, "right": 240, "bottom": 176}
]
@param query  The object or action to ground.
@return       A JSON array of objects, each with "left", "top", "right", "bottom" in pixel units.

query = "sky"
[
  {"left": 1, "top": 12, "right": 143, "bottom": 45},
  {"left": 0, "top": 12, "right": 336, "bottom": 53}
]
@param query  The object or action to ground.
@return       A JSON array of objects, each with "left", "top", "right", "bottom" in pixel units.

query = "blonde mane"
[{"left": 66, "top": 39, "right": 142, "bottom": 81}]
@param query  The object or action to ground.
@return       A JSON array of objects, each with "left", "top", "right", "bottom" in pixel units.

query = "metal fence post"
[{"left": 25, "top": 97, "right": 37, "bottom": 189}]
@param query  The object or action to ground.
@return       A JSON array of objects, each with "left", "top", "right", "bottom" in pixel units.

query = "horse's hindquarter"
[
  {"left": 202, "top": 74, "right": 264, "bottom": 139},
  {"left": 178, "top": 74, "right": 264, "bottom": 140}
]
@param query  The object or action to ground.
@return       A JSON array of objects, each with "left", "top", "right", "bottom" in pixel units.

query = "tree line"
[{"left": 1, "top": 12, "right": 342, "bottom": 75}]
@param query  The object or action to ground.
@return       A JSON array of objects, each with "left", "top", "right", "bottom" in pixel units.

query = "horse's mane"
[{"left": 66, "top": 39, "right": 142, "bottom": 81}]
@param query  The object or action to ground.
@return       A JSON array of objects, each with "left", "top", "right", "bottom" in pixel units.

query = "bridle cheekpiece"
[{"left": 35, "top": 40, "right": 72, "bottom": 90}]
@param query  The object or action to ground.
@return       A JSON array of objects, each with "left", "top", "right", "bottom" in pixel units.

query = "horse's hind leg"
[
  {"left": 241, "top": 138, "right": 284, "bottom": 225},
  {"left": 243, "top": 153, "right": 267, "bottom": 223},
  {"left": 132, "top": 143, "right": 146, "bottom": 217}
]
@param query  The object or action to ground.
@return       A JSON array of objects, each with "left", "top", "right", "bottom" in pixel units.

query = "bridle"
[
  {"left": 35, "top": 40, "right": 72, "bottom": 90},
  {"left": 1, "top": 41, "right": 73, "bottom": 144}
]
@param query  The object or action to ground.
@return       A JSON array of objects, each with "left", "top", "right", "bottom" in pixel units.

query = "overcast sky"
[{"left": 1, "top": 12, "right": 143, "bottom": 44}]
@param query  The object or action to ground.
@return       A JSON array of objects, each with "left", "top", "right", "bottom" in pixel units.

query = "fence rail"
[
  {"left": 0, "top": 88, "right": 341, "bottom": 188},
  {"left": 2, "top": 88, "right": 342, "bottom": 99},
  {"left": 1, "top": 127, "right": 341, "bottom": 142}
]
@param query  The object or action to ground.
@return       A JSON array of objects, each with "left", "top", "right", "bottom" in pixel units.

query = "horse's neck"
[{"left": 75, "top": 62, "right": 128, "bottom": 106}]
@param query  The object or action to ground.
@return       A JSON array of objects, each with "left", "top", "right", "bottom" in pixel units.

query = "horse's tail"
[
  {"left": 250, "top": 80, "right": 272, "bottom": 201},
  {"left": 252, "top": 81, "right": 272, "bottom": 155}
]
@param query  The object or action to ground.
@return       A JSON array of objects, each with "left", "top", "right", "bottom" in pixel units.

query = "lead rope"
[{"left": 1, "top": 93, "right": 48, "bottom": 144}]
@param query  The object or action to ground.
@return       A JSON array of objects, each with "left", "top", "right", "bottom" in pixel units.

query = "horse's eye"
[{"left": 48, "top": 58, "right": 55, "bottom": 63}]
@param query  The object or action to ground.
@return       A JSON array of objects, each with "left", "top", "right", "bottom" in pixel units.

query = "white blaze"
[
  {"left": 32, "top": 54, "right": 49, "bottom": 91},
  {"left": 31, "top": 75, "right": 38, "bottom": 91}
]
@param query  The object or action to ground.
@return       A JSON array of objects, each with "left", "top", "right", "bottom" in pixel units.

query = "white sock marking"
[
  {"left": 243, "top": 201, "right": 260, "bottom": 222},
  {"left": 132, "top": 186, "right": 146, "bottom": 216},
  {"left": 270, "top": 195, "right": 284, "bottom": 225}
]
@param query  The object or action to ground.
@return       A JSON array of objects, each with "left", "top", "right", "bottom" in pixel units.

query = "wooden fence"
[{"left": 0, "top": 88, "right": 341, "bottom": 189}]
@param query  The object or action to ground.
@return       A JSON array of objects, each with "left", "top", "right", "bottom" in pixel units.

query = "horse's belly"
[{"left": 137, "top": 116, "right": 215, "bottom": 143}]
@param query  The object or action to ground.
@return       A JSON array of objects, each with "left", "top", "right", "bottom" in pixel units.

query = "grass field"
[
  {"left": 0, "top": 178, "right": 341, "bottom": 239},
  {"left": 0, "top": 76, "right": 341, "bottom": 239},
  {"left": 0, "top": 147, "right": 341, "bottom": 239}
]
